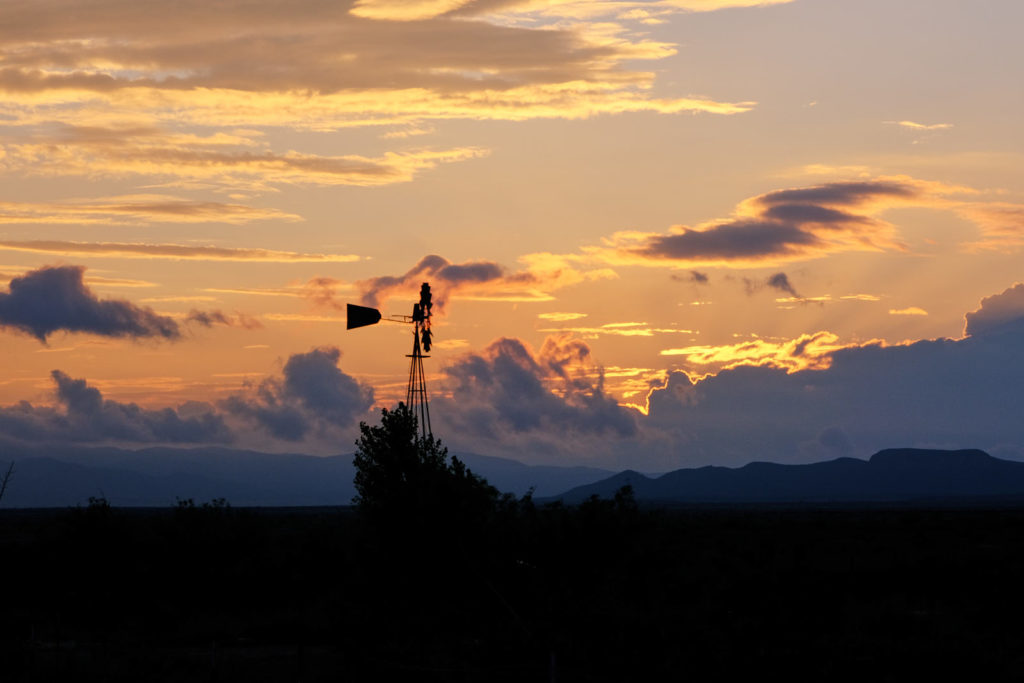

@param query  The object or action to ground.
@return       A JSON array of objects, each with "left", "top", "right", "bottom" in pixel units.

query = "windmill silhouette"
[{"left": 347, "top": 282, "right": 434, "bottom": 439}]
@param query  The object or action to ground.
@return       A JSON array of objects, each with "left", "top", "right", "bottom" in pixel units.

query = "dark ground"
[{"left": 3, "top": 499, "right": 1024, "bottom": 682}]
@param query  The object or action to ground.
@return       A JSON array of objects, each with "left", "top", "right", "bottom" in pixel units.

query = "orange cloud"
[
  {"left": 1, "top": 127, "right": 487, "bottom": 192},
  {"left": 0, "top": 240, "right": 361, "bottom": 263},
  {"left": 348, "top": 254, "right": 615, "bottom": 312},
  {"left": 0, "top": 194, "right": 299, "bottom": 225},
  {"left": 0, "top": 1, "right": 752, "bottom": 131}
]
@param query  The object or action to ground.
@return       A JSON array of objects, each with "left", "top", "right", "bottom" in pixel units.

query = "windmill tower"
[{"left": 346, "top": 282, "right": 435, "bottom": 439}]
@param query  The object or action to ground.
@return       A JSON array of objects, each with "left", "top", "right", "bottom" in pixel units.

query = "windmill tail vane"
[{"left": 346, "top": 282, "right": 434, "bottom": 439}]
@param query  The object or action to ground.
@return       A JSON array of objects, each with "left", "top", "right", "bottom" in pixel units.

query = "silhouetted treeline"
[{"left": 4, "top": 496, "right": 1024, "bottom": 681}]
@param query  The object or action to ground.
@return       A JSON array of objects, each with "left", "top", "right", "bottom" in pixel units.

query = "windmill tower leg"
[{"left": 406, "top": 324, "right": 432, "bottom": 440}]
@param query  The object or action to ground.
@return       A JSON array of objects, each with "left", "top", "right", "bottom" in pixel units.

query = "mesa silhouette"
[{"left": 554, "top": 448, "right": 1024, "bottom": 504}]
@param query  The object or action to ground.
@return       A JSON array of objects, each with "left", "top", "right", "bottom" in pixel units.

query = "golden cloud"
[
  {"left": 660, "top": 331, "right": 850, "bottom": 373},
  {"left": 0, "top": 0, "right": 752, "bottom": 129}
]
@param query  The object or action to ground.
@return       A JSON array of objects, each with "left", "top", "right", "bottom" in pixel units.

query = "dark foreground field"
[{"left": 3, "top": 500, "right": 1024, "bottom": 682}]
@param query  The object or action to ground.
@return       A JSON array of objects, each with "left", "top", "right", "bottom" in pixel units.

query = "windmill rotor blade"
[{"left": 346, "top": 303, "right": 382, "bottom": 330}]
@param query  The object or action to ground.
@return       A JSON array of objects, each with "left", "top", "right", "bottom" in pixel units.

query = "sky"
[{"left": 1, "top": 0, "right": 1023, "bottom": 471}]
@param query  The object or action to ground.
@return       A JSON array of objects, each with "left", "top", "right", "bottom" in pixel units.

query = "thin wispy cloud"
[
  {"left": 890, "top": 120, "right": 953, "bottom": 131},
  {"left": 538, "top": 312, "right": 588, "bottom": 322},
  {"left": 539, "top": 325, "right": 694, "bottom": 338},
  {"left": 0, "top": 241, "right": 362, "bottom": 263},
  {"left": 2, "top": 128, "right": 487, "bottom": 193},
  {"left": 0, "top": 194, "right": 299, "bottom": 225}
]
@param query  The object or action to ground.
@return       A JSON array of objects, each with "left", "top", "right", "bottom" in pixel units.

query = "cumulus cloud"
[
  {"left": 642, "top": 320, "right": 1024, "bottom": 467},
  {"left": 433, "top": 281, "right": 1024, "bottom": 469},
  {"left": 0, "top": 265, "right": 181, "bottom": 342},
  {"left": 964, "top": 283, "right": 1024, "bottom": 337},
  {"left": 0, "top": 370, "right": 229, "bottom": 444},
  {"left": 433, "top": 334, "right": 638, "bottom": 459},
  {"left": 0, "top": 346, "right": 371, "bottom": 449},
  {"left": 630, "top": 282, "right": 1024, "bottom": 467},
  {"left": 222, "top": 347, "right": 375, "bottom": 441}
]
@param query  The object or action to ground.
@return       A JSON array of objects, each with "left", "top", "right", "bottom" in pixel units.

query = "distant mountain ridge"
[
  {"left": 0, "top": 442, "right": 614, "bottom": 508},
  {"left": 5, "top": 444, "right": 1022, "bottom": 508},
  {"left": 553, "top": 449, "right": 1024, "bottom": 504}
]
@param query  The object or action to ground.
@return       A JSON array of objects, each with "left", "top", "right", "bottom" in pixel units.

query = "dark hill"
[
  {"left": 555, "top": 448, "right": 1024, "bottom": 504},
  {"left": 0, "top": 442, "right": 613, "bottom": 507}
]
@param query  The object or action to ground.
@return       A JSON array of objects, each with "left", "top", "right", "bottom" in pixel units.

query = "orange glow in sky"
[{"left": 1, "top": 0, "right": 1023, "bottom": 469}]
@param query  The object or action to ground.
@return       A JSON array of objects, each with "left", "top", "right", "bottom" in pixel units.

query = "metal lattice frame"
[{"left": 406, "top": 321, "right": 432, "bottom": 440}]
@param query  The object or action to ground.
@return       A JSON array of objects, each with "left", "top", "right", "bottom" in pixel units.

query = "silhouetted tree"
[{"left": 353, "top": 402, "right": 497, "bottom": 526}]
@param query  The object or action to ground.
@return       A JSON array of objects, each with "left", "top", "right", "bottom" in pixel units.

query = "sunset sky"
[{"left": 1, "top": 0, "right": 1023, "bottom": 470}]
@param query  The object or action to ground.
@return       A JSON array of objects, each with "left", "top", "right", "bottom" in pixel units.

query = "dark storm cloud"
[
  {"left": 223, "top": 347, "right": 374, "bottom": 441},
  {"left": 0, "top": 265, "right": 180, "bottom": 342},
  {"left": 0, "top": 371, "right": 229, "bottom": 444}
]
